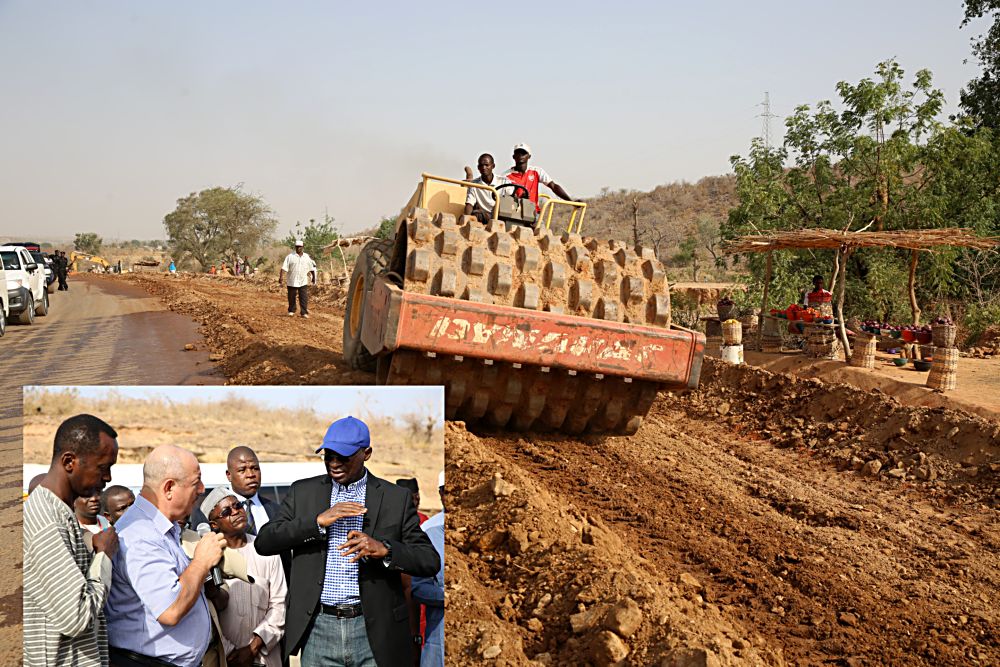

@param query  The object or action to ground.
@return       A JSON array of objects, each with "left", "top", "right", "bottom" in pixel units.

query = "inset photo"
[{"left": 23, "top": 385, "right": 444, "bottom": 667}]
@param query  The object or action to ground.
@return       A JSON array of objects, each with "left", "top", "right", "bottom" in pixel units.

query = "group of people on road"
[
  {"left": 48, "top": 250, "right": 70, "bottom": 290},
  {"left": 24, "top": 413, "right": 444, "bottom": 667}
]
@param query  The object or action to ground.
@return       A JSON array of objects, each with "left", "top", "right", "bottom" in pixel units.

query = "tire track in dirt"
[
  {"left": 0, "top": 275, "right": 223, "bottom": 663},
  {"left": 117, "top": 273, "right": 999, "bottom": 666}
]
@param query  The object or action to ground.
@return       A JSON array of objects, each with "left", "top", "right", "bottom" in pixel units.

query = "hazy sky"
[
  {"left": 30, "top": 385, "right": 444, "bottom": 423},
  {"left": 0, "top": 1, "right": 983, "bottom": 241}
]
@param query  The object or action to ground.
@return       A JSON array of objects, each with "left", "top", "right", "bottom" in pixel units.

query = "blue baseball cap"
[{"left": 317, "top": 416, "right": 371, "bottom": 456}]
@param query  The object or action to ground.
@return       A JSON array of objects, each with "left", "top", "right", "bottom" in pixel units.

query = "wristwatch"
[
  {"left": 412, "top": 635, "right": 423, "bottom": 646},
  {"left": 381, "top": 540, "right": 393, "bottom": 565}
]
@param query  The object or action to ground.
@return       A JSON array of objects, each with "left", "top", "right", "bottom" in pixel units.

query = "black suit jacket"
[{"left": 254, "top": 472, "right": 440, "bottom": 666}]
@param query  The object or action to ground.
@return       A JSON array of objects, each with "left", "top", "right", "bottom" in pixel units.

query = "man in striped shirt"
[{"left": 23, "top": 414, "right": 120, "bottom": 667}]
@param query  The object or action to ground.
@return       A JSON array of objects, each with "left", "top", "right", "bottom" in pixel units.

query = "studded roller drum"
[{"left": 381, "top": 208, "right": 675, "bottom": 434}]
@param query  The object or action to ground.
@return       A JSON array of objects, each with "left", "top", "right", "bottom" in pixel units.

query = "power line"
[{"left": 757, "top": 91, "right": 779, "bottom": 149}]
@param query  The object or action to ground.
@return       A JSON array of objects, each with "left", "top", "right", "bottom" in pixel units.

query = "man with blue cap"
[{"left": 255, "top": 416, "right": 440, "bottom": 667}]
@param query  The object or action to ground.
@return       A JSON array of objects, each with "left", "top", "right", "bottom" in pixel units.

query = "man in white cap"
[
  {"left": 410, "top": 470, "right": 444, "bottom": 667},
  {"left": 255, "top": 416, "right": 440, "bottom": 666},
  {"left": 503, "top": 143, "right": 578, "bottom": 213},
  {"left": 278, "top": 239, "right": 315, "bottom": 318},
  {"left": 201, "top": 486, "right": 287, "bottom": 667}
]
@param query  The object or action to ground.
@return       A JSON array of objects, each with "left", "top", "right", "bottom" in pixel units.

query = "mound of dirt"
[
  {"left": 445, "top": 422, "right": 782, "bottom": 667},
  {"left": 688, "top": 359, "right": 1000, "bottom": 506}
]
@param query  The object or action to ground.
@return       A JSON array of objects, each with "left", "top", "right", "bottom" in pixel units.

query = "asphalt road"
[{"left": 0, "top": 274, "right": 222, "bottom": 662}]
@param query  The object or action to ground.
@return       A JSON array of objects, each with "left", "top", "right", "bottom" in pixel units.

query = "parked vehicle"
[
  {"left": 28, "top": 251, "right": 56, "bottom": 293},
  {"left": 0, "top": 265, "right": 8, "bottom": 337},
  {"left": 1, "top": 245, "right": 49, "bottom": 325}
]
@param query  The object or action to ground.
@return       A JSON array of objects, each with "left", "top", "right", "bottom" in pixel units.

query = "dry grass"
[{"left": 23, "top": 388, "right": 444, "bottom": 508}]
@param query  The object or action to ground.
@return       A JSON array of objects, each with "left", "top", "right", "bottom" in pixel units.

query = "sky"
[
  {"left": 28, "top": 385, "right": 444, "bottom": 424},
  {"left": 0, "top": 1, "right": 985, "bottom": 242}
]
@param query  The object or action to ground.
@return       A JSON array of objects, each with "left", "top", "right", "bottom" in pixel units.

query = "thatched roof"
[{"left": 721, "top": 228, "right": 999, "bottom": 254}]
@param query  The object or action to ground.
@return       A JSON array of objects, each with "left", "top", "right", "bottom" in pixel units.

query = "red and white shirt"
[{"left": 503, "top": 166, "right": 554, "bottom": 211}]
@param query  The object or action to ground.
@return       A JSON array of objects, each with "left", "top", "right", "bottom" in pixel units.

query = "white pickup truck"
[{"left": 1, "top": 245, "right": 49, "bottom": 325}]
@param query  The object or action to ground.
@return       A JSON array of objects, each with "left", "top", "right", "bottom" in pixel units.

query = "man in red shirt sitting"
[{"left": 503, "top": 143, "right": 578, "bottom": 212}]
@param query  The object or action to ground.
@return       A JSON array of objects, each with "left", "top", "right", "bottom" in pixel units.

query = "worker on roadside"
[
  {"left": 463, "top": 153, "right": 510, "bottom": 225},
  {"left": 503, "top": 143, "right": 579, "bottom": 213},
  {"left": 56, "top": 251, "right": 69, "bottom": 291},
  {"left": 279, "top": 239, "right": 316, "bottom": 319},
  {"left": 804, "top": 274, "right": 833, "bottom": 317}
]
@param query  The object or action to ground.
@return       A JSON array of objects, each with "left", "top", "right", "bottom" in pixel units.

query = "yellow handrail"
[
  {"left": 539, "top": 198, "right": 588, "bottom": 234},
  {"left": 419, "top": 173, "right": 500, "bottom": 221}
]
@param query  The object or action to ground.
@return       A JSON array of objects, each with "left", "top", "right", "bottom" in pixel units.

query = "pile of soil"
[
  {"left": 119, "top": 273, "right": 1000, "bottom": 666},
  {"left": 964, "top": 325, "right": 1000, "bottom": 359}
]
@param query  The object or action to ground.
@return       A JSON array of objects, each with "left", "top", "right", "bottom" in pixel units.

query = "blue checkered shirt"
[{"left": 320, "top": 471, "right": 368, "bottom": 606}]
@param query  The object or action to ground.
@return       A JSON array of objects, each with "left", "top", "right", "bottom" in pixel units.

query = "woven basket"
[
  {"left": 931, "top": 324, "right": 956, "bottom": 348},
  {"left": 932, "top": 346, "right": 959, "bottom": 371},
  {"left": 849, "top": 335, "right": 876, "bottom": 368},
  {"left": 722, "top": 321, "right": 742, "bottom": 345},
  {"left": 926, "top": 367, "right": 957, "bottom": 391}
]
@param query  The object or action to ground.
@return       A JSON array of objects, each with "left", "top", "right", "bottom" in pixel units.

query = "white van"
[
  {"left": 1, "top": 245, "right": 49, "bottom": 324},
  {"left": 23, "top": 461, "right": 327, "bottom": 507},
  {"left": 0, "top": 264, "right": 8, "bottom": 337}
]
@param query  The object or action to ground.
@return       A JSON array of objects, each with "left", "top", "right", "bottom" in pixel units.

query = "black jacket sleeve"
[
  {"left": 255, "top": 480, "right": 325, "bottom": 556},
  {"left": 383, "top": 491, "right": 440, "bottom": 578}
]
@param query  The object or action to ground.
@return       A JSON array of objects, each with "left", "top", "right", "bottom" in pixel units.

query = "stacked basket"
[
  {"left": 926, "top": 323, "right": 958, "bottom": 391},
  {"left": 761, "top": 316, "right": 784, "bottom": 353},
  {"left": 804, "top": 323, "right": 843, "bottom": 359},
  {"left": 849, "top": 332, "right": 877, "bottom": 368},
  {"left": 720, "top": 320, "right": 744, "bottom": 364}
]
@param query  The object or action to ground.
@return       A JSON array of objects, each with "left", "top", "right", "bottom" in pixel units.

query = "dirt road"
[
  {"left": 0, "top": 274, "right": 222, "bottom": 662},
  {"left": 106, "top": 273, "right": 998, "bottom": 666},
  {"left": 3, "top": 272, "right": 998, "bottom": 665}
]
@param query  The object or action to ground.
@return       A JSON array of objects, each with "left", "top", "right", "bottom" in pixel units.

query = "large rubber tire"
[
  {"left": 35, "top": 291, "right": 49, "bottom": 316},
  {"left": 343, "top": 238, "right": 393, "bottom": 371},
  {"left": 0, "top": 306, "right": 6, "bottom": 337},
  {"left": 17, "top": 294, "right": 35, "bottom": 325}
]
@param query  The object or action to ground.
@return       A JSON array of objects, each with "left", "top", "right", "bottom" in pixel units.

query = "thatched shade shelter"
[{"left": 721, "top": 228, "right": 1000, "bottom": 356}]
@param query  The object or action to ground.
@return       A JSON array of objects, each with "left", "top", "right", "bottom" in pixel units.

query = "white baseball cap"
[
  {"left": 294, "top": 238, "right": 304, "bottom": 247},
  {"left": 513, "top": 143, "right": 532, "bottom": 155}
]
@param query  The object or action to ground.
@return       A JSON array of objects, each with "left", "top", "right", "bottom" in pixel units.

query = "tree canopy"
[
  {"left": 73, "top": 232, "right": 102, "bottom": 255},
  {"left": 163, "top": 186, "right": 277, "bottom": 270},
  {"left": 282, "top": 215, "right": 339, "bottom": 260},
  {"left": 726, "top": 60, "right": 999, "bottom": 328},
  {"left": 961, "top": 0, "right": 1000, "bottom": 127}
]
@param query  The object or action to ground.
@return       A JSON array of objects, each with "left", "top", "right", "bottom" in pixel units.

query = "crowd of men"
[{"left": 24, "top": 414, "right": 444, "bottom": 667}]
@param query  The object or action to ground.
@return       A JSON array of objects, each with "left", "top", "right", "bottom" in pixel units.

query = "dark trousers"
[
  {"left": 287, "top": 285, "right": 308, "bottom": 315},
  {"left": 57, "top": 271, "right": 68, "bottom": 290}
]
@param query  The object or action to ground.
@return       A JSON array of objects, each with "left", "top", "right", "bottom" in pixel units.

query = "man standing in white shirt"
[
  {"left": 279, "top": 240, "right": 315, "bottom": 318},
  {"left": 463, "top": 153, "right": 509, "bottom": 225}
]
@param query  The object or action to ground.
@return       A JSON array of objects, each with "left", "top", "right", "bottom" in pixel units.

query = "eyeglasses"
[{"left": 215, "top": 503, "right": 245, "bottom": 519}]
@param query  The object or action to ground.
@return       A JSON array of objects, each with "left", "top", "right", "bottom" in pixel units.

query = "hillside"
[{"left": 581, "top": 174, "right": 737, "bottom": 260}]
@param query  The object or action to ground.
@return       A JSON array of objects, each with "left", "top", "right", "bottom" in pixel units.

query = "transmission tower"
[{"left": 757, "top": 91, "right": 779, "bottom": 149}]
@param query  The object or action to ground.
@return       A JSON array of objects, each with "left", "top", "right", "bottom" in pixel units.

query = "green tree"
[
  {"left": 163, "top": 186, "right": 277, "bottom": 270},
  {"left": 73, "top": 232, "right": 102, "bottom": 254},
  {"left": 961, "top": 0, "right": 1000, "bottom": 127},
  {"left": 726, "top": 60, "right": 949, "bottom": 323},
  {"left": 374, "top": 216, "right": 397, "bottom": 240},
  {"left": 282, "top": 214, "right": 339, "bottom": 260}
]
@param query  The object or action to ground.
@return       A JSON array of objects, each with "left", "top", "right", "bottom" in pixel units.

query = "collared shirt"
[
  {"left": 465, "top": 174, "right": 510, "bottom": 213},
  {"left": 105, "top": 494, "right": 211, "bottom": 667},
  {"left": 503, "top": 166, "right": 554, "bottom": 209},
  {"left": 218, "top": 535, "right": 287, "bottom": 667},
  {"left": 23, "top": 486, "right": 112, "bottom": 667},
  {"left": 410, "top": 510, "right": 444, "bottom": 606},
  {"left": 320, "top": 471, "right": 368, "bottom": 606},
  {"left": 281, "top": 252, "right": 315, "bottom": 288},
  {"left": 232, "top": 491, "right": 271, "bottom": 533}
]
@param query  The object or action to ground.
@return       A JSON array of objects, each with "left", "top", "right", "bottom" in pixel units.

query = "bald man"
[{"left": 105, "top": 445, "right": 227, "bottom": 667}]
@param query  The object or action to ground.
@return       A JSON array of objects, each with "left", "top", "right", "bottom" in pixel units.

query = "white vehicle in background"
[
  {"left": 0, "top": 265, "right": 8, "bottom": 337},
  {"left": 1, "top": 245, "right": 49, "bottom": 325}
]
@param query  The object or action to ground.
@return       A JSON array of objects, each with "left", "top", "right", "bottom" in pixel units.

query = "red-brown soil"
[{"left": 117, "top": 273, "right": 1000, "bottom": 666}]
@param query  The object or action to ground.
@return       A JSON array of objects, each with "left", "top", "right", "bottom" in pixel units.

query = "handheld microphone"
[{"left": 196, "top": 523, "right": 224, "bottom": 587}]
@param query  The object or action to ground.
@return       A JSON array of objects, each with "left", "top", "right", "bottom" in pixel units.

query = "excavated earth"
[{"left": 121, "top": 273, "right": 1000, "bottom": 666}]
